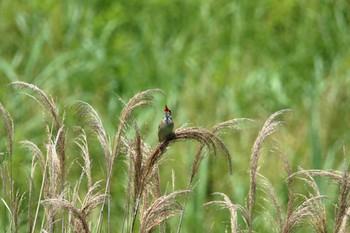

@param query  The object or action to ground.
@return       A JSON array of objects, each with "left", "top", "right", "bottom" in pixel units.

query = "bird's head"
[
  {"left": 164, "top": 105, "right": 170, "bottom": 112},
  {"left": 164, "top": 105, "right": 172, "bottom": 117}
]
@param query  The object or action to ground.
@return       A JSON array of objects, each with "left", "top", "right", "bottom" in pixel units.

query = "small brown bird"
[{"left": 158, "top": 105, "right": 174, "bottom": 142}]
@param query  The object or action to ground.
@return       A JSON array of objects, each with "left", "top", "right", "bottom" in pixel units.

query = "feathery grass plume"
[
  {"left": 20, "top": 140, "right": 45, "bottom": 173},
  {"left": 177, "top": 118, "right": 253, "bottom": 233},
  {"left": 42, "top": 198, "right": 90, "bottom": 233},
  {"left": 0, "top": 102, "right": 14, "bottom": 159},
  {"left": 129, "top": 126, "right": 228, "bottom": 232},
  {"left": 13, "top": 191, "right": 25, "bottom": 233},
  {"left": 334, "top": 154, "right": 350, "bottom": 233},
  {"left": 26, "top": 153, "right": 38, "bottom": 233},
  {"left": 302, "top": 174, "right": 327, "bottom": 233},
  {"left": 248, "top": 109, "right": 292, "bottom": 232},
  {"left": 287, "top": 166, "right": 350, "bottom": 231},
  {"left": 288, "top": 169, "right": 344, "bottom": 184},
  {"left": 42, "top": 184, "right": 107, "bottom": 233},
  {"left": 121, "top": 119, "right": 154, "bottom": 233},
  {"left": 74, "top": 128, "right": 93, "bottom": 189},
  {"left": 142, "top": 126, "right": 232, "bottom": 190},
  {"left": 68, "top": 169, "right": 87, "bottom": 231},
  {"left": 33, "top": 125, "right": 65, "bottom": 232},
  {"left": 204, "top": 192, "right": 248, "bottom": 233},
  {"left": 10, "top": 81, "right": 60, "bottom": 127},
  {"left": 139, "top": 190, "right": 190, "bottom": 233},
  {"left": 190, "top": 118, "right": 253, "bottom": 184},
  {"left": 285, "top": 194, "right": 328, "bottom": 233},
  {"left": 273, "top": 145, "right": 295, "bottom": 222},
  {"left": 148, "top": 165, "right": 164, "bottom": 232},
  {"left": 139, "top": 164, "right": 163, "bottom": 230},
  {"left": 139, "top": 126, "right": 232, "bottom": 233},
  {"left": 338, "top": 207, "right": 350, "bottom": 233},
  {"left": 120, "top": 137, "right": 135, "bottom": 233},
  {"left": 72, "top": 101, "right": 111, "bottom": 163},
  {"left": 20, "top": 140, "right": 49, "bottom": 232},
  {"left": 282, "top": 167, "right": 328, "bottom": 233},
  {"left": 31, "top": 144, "right": 49, "bottom": 233},
  {"left": 97, "top": 89, "right": 162, "bottom": 233},
  {"left": 257, "top": 173, "right": 283, "bottom": 230},
  {"left": 0, "top": 102, "right": 14, "bottom": 232},
  {"left": 130, "top": 119, "right": 143, "bottom": 205},
  {"left": 10, "top": 81, "right": 66, "bottom": 187},
  {"left": 112, "top": 88, "right": 163, "bottom": 199},
  {"left": 71, "top": 100, "right": 112, "bottom": 232},
  {"left": 286, "top": 160, "right": 349, "bottom": 232},
  {"left": 112, "top": 89, "right": 163, "bottom": 165},
  {"left": 121, "top": 136, "right": 155, "bottom": 233},
  {"left": 81, "top": 181, "right": 107, "bottom": 215},
  {"left": 45, "top": 133, "right": 62, "bottom": 231}
]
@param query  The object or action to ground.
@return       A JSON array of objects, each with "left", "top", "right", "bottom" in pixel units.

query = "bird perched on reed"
[{"left": 158, "top": 105, "right": 174, "bottom": 142}]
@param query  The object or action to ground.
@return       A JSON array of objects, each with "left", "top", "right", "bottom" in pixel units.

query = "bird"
[{"left": 158, "top": 105, "right": 174, "bottom": 142}]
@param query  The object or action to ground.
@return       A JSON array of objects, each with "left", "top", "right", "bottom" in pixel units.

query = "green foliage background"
[{"left": 1, "top": 0, "right": 350, "bottom": 231}]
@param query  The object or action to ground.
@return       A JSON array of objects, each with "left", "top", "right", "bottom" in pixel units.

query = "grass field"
[{"left": 1, "top": 0, "right": 350, "bottom": 232}]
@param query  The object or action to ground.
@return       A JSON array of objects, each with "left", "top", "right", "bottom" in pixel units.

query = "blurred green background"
[{"left": 1, "top": 0, "right": 350, "bottom": 232}]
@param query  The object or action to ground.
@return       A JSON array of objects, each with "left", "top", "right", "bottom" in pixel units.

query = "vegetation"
[{"left": 0, "top": 0, "right": 350, "bottom": 232}]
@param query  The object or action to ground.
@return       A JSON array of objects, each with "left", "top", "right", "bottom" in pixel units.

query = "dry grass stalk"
[
  {"left": 13, "top": 191, "right": 25, "bottom": 233},
  {"left": 10, "top": 81, "right": 60, "bottom": 127},
  {"left": 123, "top": 123, "right": 155, "bottom": 233},
  {"left": 289, "top": 169, "right": 343, "bottom": 183},
  {"left": 283, "top": 195, "right": 327, "bottom": 233},
  {"left": 127, "top": 123, "right": 233, "bottom": 232},
  {"left": 338, "top": 207, "right": 350, "bottom": 233},
  {"left": 45, "top": 128, "right": 64, "bottom": 231},
  {"left": 20, "top": 140, "right": 45, "bottom": 172},
  {"left": 190, "top": 118, "right": 252, "bottom": 185},
  {"left": 112, "top": 89, "right": 163, "bottom": 163},
  {"left": 274, "top": 146, "right": 295, "bottom": 222},
  {"left": 131, "top": 126, "right": 232, "bottom": 232},
  {"left": 283, "top": 168, "right": 328, "bottom": 233},
  {"left": 91, "top": 89, "right": 162, "bottom": 232},
  {"left": 82, "top": 181, "right": 107, "bottom": 215},
  {"left": 205, "top": 192, "right": 247, "bottom": 233},
  {"left": 139, "top": 190, "right": 190, "bottom": 233},
  {"left": 287, "top": 166, "right": 350, "bottom": 232},
  {"left": 121, "top": 135, "right": 158, "bottom": 232},
  {"left": 120, "top": 137, "right": 135, "bottom": 233},
  {"left": 72, "top": 100, "right": 112, "bottom": 232},
  {"left": 74, "top": 129, "right": 93, "bottom": 189},
  {"left": 248, "top": 109, "right": 292, "bottom": 232},
  {"left": 30, "top": 144, "right": 50, "bottom": 233},
  {"left": 21, "top": 139, "right": 47, "bottom": 232},
  {"left": 11, "top": 82, "right": 67, "bottom": 232},
  {"left": 42, "top": 198, "right": 90, "bottom": 233},
  {"left": 72, "top": 101, "right": 111, "bottom": 162},
  {"left": 257, "top": 173, "right": 283, "bottom": 230},
  {"left": 334, "top": 158, "right": 350, "bottom": 233},
  {"left": 142, "top": 126, "right": 232, "bottom": 191},
  {"left": 0, "top": 102, "right": 14, "bottom": 160},
  {"left": 26, "top": 154, "right": 38, "bottom": 233},
  {"left": 11, "top": 81, "right": 66, "bottom": 187},
  {"left": 177, "top": 118, "right": 253, "bottom": 233},
  {"left": 42, "top": 183, "right": 107, "bottom": 233},
  {"left": 0, "top": 102, "right": 14, "bottom": 232}
]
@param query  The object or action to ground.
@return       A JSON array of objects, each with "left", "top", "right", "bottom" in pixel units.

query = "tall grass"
[{"left": 1, "top": 82, "right": 350, "bottom": 232}]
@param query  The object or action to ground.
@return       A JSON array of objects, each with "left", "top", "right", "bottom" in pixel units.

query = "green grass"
[{"left": 1, "top": 0, "right": 350, "bottom": 232}]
